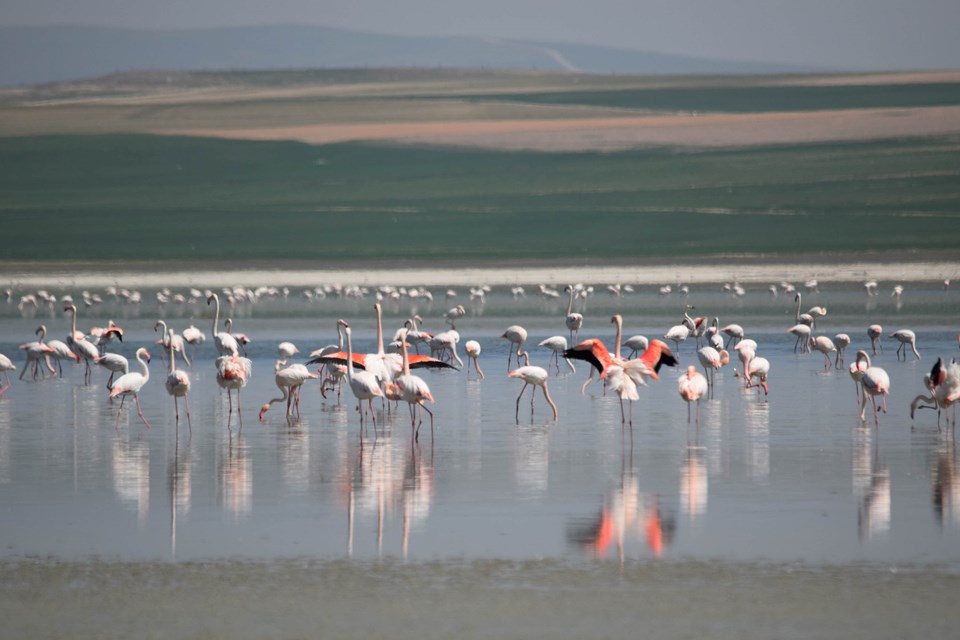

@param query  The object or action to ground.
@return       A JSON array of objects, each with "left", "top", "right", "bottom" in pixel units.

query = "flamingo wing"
[{"left": 305, "top": 351, "right": 368, "bottom": 370}]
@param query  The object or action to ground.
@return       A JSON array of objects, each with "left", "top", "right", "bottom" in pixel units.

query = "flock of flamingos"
[{"left": 1, "top": 282, "right": 958, "bottom": 437}]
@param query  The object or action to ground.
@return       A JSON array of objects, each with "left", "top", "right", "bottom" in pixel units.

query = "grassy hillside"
[{"left": 1, "top": 134, "right": 958, "bottom": 263}]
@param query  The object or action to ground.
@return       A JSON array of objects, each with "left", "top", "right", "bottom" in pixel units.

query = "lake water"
[{"left": 2, "top": 281, "right": 959, "bottom": 637}]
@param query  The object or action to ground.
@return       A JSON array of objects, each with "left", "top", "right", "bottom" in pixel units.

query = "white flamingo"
[
  {"left": 564, "top": 285, "right": 583, "bottom": 343},
  {"left": 109, "top": 347, "right": 152, "bottom": 429},
  {"left": 340, "top": 320, "right": 384, "bottom": 433},
  {"left": 508, "top": 365, "right": 558, "bottom": 423},
  {"left": 809, "top": 336, "right": 837, "bottom": 370},
  {"left": 465, "top": 339, "right": 484, "bottom": 380},
  {"left": 539, "top": 336, "right": 575, "bottom": 374},
  {"left": 855, "top": 350, "right": 890, "bottom": 427},
  {"left": 207, "top": 294, "right": 239, "bottom": 356},
  {"left": 502, "top": 325, "right": 529, "bottom": 372},
  {"left": 164, "top": 328, "right": 192, "bottom": 428},
  {"left": 678, "top": 365, "right": 709, "bottom": 424},
  {"left": 889, "top": 329, "right": 920, "bottom": 361}
]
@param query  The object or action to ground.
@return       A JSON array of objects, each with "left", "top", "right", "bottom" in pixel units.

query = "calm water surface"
[{"left": 2, "top": 282, "right": 959, "bottom": 637}]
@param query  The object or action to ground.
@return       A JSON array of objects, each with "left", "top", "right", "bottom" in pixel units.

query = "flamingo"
[
  {"left": 207, "top": 294, "right": 239, "bottom": 356},
  {"left": 64, "top": 303, "right": 99, "bottom": 383},
  {"left": 867, "top": 324, "right": 883, "bottom": 355},
  {"left": 622, "top": 335, "right": 648, "bottom": 359},
  {"left": 787, "top": 323, "right": 812, "bottom": 354},
  {"left": 579, "top": 314, "right": 627, "bottom": 396},
  {"left": 538, "top": 336, "right": 575, "bottom": 374},
  {"left": 889, "top": 329, "right": 920, "bottom": 361},
  {"left": 732, "top": 339, "right": 758, "bottom": 380},
  {"left": 809, "top": 336, "right": 837, "bottom": 370},
  {"left": 502, "top": 325, "right": 529, "bottom": 372},
  {"left": 564, "top": 285, "right": 583, "bottom": 343},
  {"left": 313, "top": 323, "right": 347, "bottom": 399},
  {"left": 90, "top": 320, "right": 123, "bottom": 354},
  {"left": 259, "top": 359, "right": 318, "bottom": 421},
  {"left": 682, "top": 306, "right": 707, "bottom": 346},
  {"left": 678, "top": 365, "right": 709, "bottom": 424},
  {"left": 46, "top": 336, "right": 79, "bottom": 377},
  {"left": 720, "top": 323, "right": 744, "bottom": 350},
  {"left": 109, "top": 347, "right": 151, "bottom": 429},
  {"left": 96, "top": 353, "right": 128, "bottom": 390},
  {"left": 428, "top": 330, "right": 464, "bottom": 368},
  {"left": 508, "top": 365, "right": 558, "bottom": 423},
  {"left": 0, "top": 352, "right": 16, "bottom": 398},
  {"left": 834, "top": 333, "right": 851, "bottom": 368},
  {"left": 663, "top": 321, "right": 689, "bottom": 360},
  {"left": 465, "top": 339, "right": 484, "bottom": 380},
  {"left": 910, "top": 358, "right": 960, "bottom": 428},
  {"left": 163, "top": 328, "right": 192, "bottom": 428},
  {"left": 445, "top": 304, "right": 466, "bottom": 329},
  {"left": 277, "top": 341, "right": 300, "bottom": 361},
  {"left": 181, "top": 324, "right": 206, "bottom": 362},
  {"left": 745, "top": 354, "right": 771, "bottom": 398},
  {"left": 855, "top": 350, "right": 890, "bottom": 427},
  {"left": 19, "top": 325, "right": 56, "bottom": 380},
  {"left": 224, "top": 318, "right": 251, "bottom": 356},
  {"left": 216, "top": 352, "right": 252, "bottom": 426},
  {"left": 849, "top": 357, "right": 868, "bottom": 407},
  {"left": 154, "top": 320, "right": 191, "bottom": 368},
  {"left": 696, "top": 346, "right": 727, "bottom": 398},
  {"left": 392, "top": 328, "right": 437, "bottom": 440},
  {"left": 339, "top": 320, "right": 384, "bottom": 433}
]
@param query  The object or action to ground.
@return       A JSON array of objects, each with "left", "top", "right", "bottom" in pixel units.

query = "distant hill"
[{"left": 0, "top": 24, "right": 811, "bottom": 87}]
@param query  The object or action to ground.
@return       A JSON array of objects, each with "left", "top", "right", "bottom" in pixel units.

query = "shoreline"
[{"left": 3, "top": 257, "right": 957, "bottom": 289}]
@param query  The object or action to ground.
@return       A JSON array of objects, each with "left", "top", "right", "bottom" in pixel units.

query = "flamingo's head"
[
  {"left": 337, "top": 319, "right": 349, "bottom": 329},
  {"left": 258, "top": 404, "right": 270, "bottom": 421}
]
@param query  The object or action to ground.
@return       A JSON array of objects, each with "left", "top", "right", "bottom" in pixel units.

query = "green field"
[{"left": 1, "top": 133, "right": 959, "bottom": 263}]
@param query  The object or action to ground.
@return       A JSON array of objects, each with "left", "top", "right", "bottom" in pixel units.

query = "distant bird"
[
  {"left": 622, "top": 335, "right": 649, "bottom": 359},
  {"left": 539, "top": 336, "right": 575, "bottom": 374},
  {"left": 163, "top": 328, "right": 192, "bottom": 428},
  {"left": 834, "top": 333, "right": 851, "bottom": 368},
  {"left": 855, "top": 350, "right": 890, "bottom": 426},
  {"left": 109, "top": 347, "right": 152, "bottom": 430},
  {"left": 465, "top": 340, "right": 484, "bottom": 380},
  {"left": 564, "top": 285, "right": 583, "bottom": 344},
  {"left": 867, "top": 324, "right": 883, "bottom": 355},
  {"left": 809, "top": 336, "right": 837, "bottom": 370},
  {"left": 445, "top": 304, "right": 466, "bottom": 329},
  {"left": 181, "top": 324, "right": 206, "bottom": 361},
  {"left": 508, "top": 365, "right": 558, "bottom": 423},
  {"left": 501, "top": 325, "right": 529, "bottom": 372},
  {"left": 889, "top": 329, "right": 920, "bottom": 361},
  {"left": 678, "top": 365, "right": 709, "bottom": 424}
]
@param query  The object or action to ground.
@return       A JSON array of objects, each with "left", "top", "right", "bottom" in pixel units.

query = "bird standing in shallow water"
[
  {"left": 855, "top": 350, "right": 890, "bottom": 427},
  {"left": 889, "top": 329, "right": 920, "bottom": 361},
  {"left": 678, "top": 365, "right": 709, "bottom": 424},
  {"left": 508, "top": 365, "right": 558, "bottom": 423},
  {"left": 110, "top": 347, "right": 152, "bottom": 430}
]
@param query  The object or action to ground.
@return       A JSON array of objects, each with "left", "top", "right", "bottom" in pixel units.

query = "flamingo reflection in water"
[{"left": 567, "top": 473, "right": 674, "bottom": 561}]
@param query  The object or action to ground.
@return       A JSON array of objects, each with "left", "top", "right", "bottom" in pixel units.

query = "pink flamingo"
[
  {"left": 163, "top": 328, "right": 192, "bottom": 429},
  {"left": 855, "top": 350, "right": 890, "bottom": 427},
  {"left": 678, "top": 365, "right": 709, "bottom": 424}
]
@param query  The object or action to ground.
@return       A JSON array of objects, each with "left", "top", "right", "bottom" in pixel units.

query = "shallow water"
[{"left": 1, "top": 282, "right": 959, "bottom": 637}]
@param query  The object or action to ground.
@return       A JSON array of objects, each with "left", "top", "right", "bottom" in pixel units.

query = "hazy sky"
[{"left": 4, "top": 0, "right": 960, "bottom": 70}]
